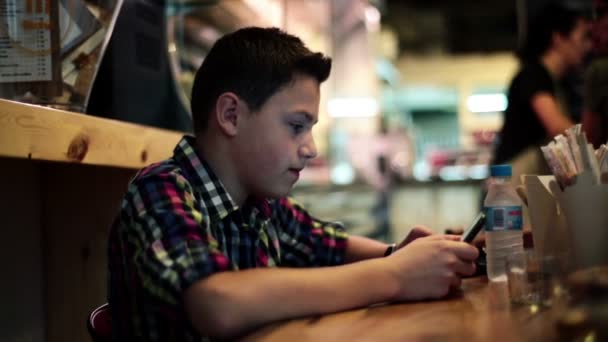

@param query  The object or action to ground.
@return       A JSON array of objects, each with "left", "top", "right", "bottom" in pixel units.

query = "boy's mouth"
[{"left": 288, "top": 168, "right": 302, "bottom": 178}]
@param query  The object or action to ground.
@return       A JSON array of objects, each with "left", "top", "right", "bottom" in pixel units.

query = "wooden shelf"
[{"left": 0, "top": 99, "right": 184, "bottom": 169}]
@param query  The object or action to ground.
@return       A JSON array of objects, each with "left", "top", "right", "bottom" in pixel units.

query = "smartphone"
[{"left": 460, "top": 212, "right": 486, "bottom": 243}]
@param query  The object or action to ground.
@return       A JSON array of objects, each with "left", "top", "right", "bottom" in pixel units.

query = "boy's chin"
[{"left": 259, "top": 185, "right": 294, "bottom": 199}]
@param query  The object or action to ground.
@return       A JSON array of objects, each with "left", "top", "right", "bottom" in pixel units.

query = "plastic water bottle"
[{"left": 484, "top": 164, "right": 524, "bottom": 282}]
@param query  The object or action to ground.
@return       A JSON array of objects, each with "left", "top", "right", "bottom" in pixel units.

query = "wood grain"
[
  {"left": 41, "top": 162, "right": 135, "bottom": 342},
  {"left": 242, "top": 277, "right": 559, "bottom": 342},
  {"left": 0, "top": 156, "right": 137, "bottom": 342},
  {"left": 0, "top": 99, "right": 183, "bottom": 169},
  {"left": 0, "top": 158, "right": 45, "bottom": 342}
]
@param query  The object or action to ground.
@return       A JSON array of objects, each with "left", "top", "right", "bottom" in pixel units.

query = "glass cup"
[{"left": 505, "top": 250, "right": 568, "bottom": 307}]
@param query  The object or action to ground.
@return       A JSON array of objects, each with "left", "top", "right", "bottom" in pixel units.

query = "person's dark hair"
[
  {"left": 190, "top": 27, "right": 332, "bottom": 134},
  {"left": 517, "top": 4, "right": 587, "bottom": 61}
]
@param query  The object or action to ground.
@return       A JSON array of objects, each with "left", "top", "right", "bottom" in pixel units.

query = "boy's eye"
[{"left": 290, "top": 123, "right": 305, "bottom": 134}]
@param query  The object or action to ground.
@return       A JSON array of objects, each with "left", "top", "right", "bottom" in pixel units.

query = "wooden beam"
[{"left": 0, "top": 99, "right": 184, "bottom": 169}]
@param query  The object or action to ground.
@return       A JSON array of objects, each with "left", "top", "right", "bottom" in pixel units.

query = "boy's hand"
[
  {"left": 385, "top": 235, "right": 479, "bottom": 301},
  {"left": 396, "top": 225, "right": 435, "bottom": 249}
]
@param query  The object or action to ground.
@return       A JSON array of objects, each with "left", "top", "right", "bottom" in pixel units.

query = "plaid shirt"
[{"left": 108, "top": 136, "right": 348, "bottom": 341}]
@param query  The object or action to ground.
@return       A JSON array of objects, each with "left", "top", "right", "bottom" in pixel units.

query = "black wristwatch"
[{"left": 384, "top": 243, "right": 397, "bottom": 257}]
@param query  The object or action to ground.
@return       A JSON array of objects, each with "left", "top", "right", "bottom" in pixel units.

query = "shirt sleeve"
[
  {"left": 271, "top": 197, "right": 348, "bottom": 267},
  {"left": 518, "top": 63, "right": 555, "bottom": 101},
  {"left": 125, "top": 171, "right": 230, "bottom": 306}
]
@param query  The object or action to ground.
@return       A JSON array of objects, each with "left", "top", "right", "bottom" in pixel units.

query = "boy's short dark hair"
[
  {"left": 190, "top": 27, "right": 332, "bottom": 134},
  {"left": 518, "top": 4, "right": 588, "bottom": 61}
]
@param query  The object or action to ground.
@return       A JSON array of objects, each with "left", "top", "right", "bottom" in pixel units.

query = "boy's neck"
[{"left": 195, "top": 135, "right": 248, "bottom": 205}]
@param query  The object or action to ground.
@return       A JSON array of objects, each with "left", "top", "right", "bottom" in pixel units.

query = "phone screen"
[{"left": 461, "top": 212, "right": 486, "bottom": 243}]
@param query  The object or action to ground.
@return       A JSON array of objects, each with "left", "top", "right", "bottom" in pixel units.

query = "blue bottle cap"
[{"left": 490, "top": 164, "right": 512, "bottom": 177}]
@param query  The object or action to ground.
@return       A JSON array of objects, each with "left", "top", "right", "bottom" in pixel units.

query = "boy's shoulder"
[{"left": 129, "top": 157, "right": 189, "bottom": 189}]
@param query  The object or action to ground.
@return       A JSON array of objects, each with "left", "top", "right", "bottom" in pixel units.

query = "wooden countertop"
[
  {"left": 242, "top": 277, "right": 558, "bottom": 341},
  {"left": 0, "top": 99, "right": 183, "bottom": 169}
]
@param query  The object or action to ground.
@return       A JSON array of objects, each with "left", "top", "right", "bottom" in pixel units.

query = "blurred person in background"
[
  {"left": 582, "top": 0, "right": 608, "bottom": 147},
  {"left": 492, "top": 4, "right": 592, "bottom": 183}
]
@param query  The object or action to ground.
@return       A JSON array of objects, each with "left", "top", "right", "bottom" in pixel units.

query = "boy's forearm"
[
  {"left": 183, "top": 258, "right": 397, "bottom": 339},
  {"left": 344, "top": 235, "right": 389, "bottom": 263}
]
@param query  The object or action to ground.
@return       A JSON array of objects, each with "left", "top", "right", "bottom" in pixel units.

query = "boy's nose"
[{"left": 300, "top": 136, "right": 317, "bottom": 159}]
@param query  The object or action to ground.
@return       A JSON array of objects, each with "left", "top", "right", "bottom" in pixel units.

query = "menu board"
[{"left": 0, "top": 0, "right": 54, "bottom": 83}]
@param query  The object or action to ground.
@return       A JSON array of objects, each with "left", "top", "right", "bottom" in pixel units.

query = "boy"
[{"left": 108, "top": 27, "right": 478, "bottom": 341}]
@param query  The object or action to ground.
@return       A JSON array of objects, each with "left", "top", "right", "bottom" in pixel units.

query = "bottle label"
[{"left": 483, "top": 206, "right": 523, "bottom": 231}]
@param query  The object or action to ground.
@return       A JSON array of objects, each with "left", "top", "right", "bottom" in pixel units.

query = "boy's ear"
[{"left": 214, "top": 92, "right": 241, "bottom": 137}]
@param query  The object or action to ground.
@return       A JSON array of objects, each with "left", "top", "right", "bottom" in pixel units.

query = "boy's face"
[{"left": 234, "top": 74, "right": 320, "bottom": 199}]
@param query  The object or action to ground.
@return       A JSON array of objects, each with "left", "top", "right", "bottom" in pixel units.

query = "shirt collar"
[{"left": 173, "top": 136, "right": 239, "bottom": 220}]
